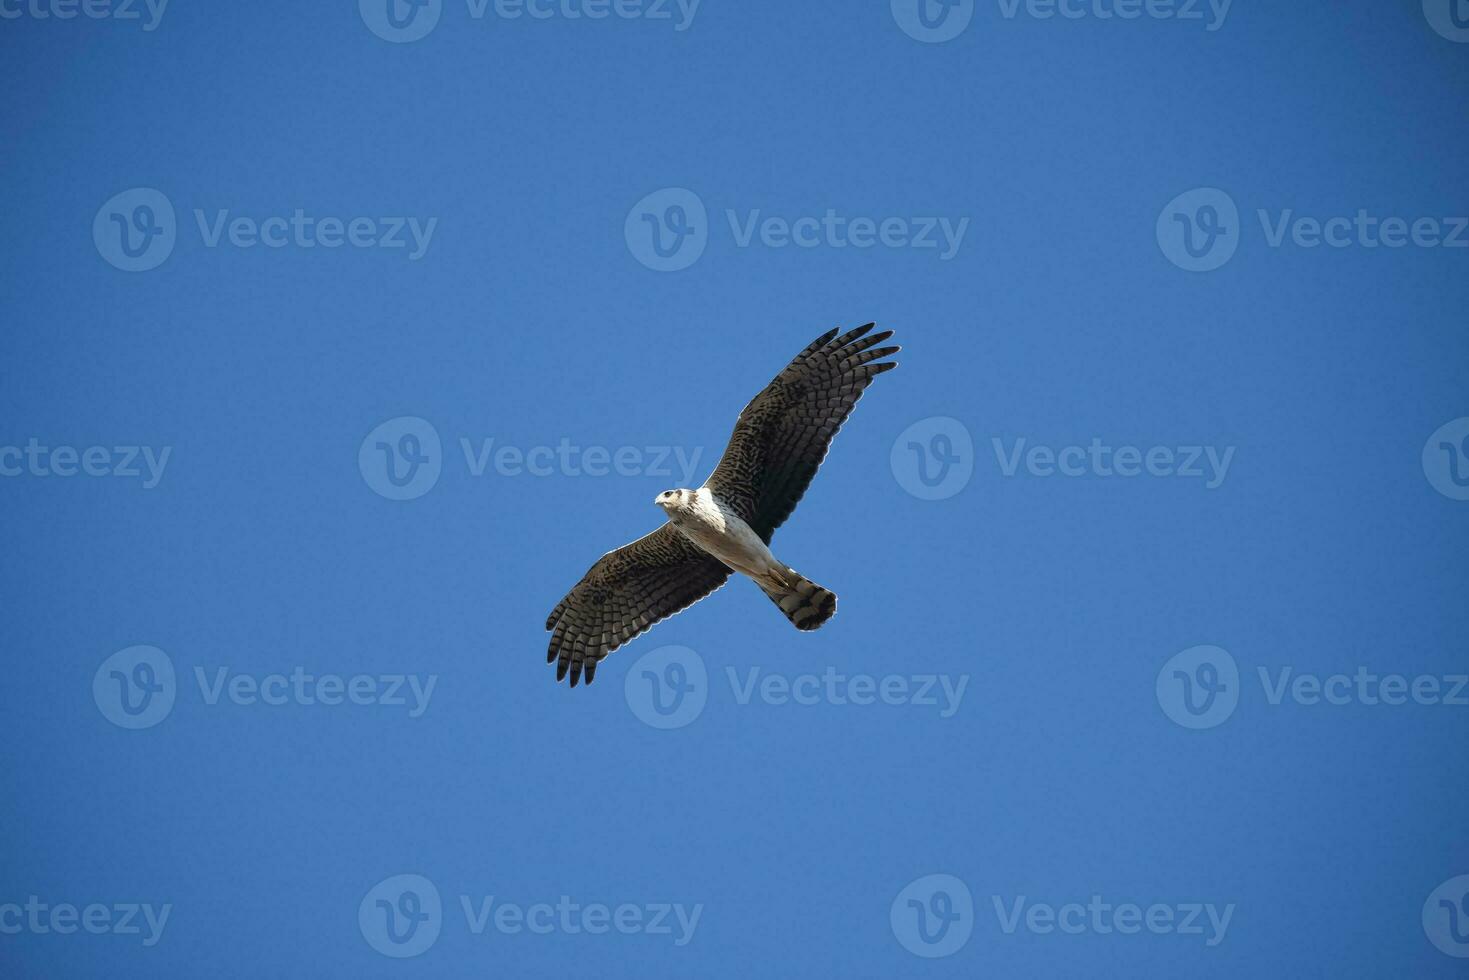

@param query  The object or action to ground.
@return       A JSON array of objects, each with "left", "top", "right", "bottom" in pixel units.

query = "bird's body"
[
  {"left": 658, "top": 487, "right": 774, "bottom": 581},
  {"left": 545, "top": 324, "right": 900, "bottom": 686},
  {"left": 657, "top": 486, "right": 838, "bottom": 632}
]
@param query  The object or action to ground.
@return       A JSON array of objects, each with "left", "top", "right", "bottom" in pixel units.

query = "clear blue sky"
[{"left": 3, "top": 1, "right": 1468, "bottom": 976}]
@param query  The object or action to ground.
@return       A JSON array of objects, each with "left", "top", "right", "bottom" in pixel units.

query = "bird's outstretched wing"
[
  {"left": 544, "top": 524, "right": 730, "bottom": 687},
  {"left": 704, "top": 323, "right": 900, "bottom": 542}
]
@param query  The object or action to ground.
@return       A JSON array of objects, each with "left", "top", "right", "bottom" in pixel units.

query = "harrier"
[{"left": 545, "top": 324, "right": 900, "bottom": 686}]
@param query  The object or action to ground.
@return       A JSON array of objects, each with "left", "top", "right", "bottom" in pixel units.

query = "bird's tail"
[{"left": 758, "top": 568, "right": 837, "bottom": 632}]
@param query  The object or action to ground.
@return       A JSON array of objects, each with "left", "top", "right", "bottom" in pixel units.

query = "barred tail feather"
[{"left": 759, "top": 569, "right": 837, "bottom": 631}]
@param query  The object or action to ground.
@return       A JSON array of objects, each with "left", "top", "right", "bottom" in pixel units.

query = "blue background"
[{"left": 3, "top": 1, "right": 1468, "bottom": 976}]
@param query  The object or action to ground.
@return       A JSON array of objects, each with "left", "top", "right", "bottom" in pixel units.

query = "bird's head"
[{"left": 654, "top": 489, "right": 692, "bottom": 512}]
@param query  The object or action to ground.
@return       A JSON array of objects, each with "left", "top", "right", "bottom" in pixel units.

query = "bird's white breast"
[{"left": 673, "top": 488, "right": 777, "bottom": 578}]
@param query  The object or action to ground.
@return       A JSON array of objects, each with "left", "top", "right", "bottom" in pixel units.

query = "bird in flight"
[{"left": 544, "top": 324, "right": 900, "bottom": 686}]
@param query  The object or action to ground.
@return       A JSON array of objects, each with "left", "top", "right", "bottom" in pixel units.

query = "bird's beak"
[{"left": 653, "top": 496, "right": 663, "bottom": 507}]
